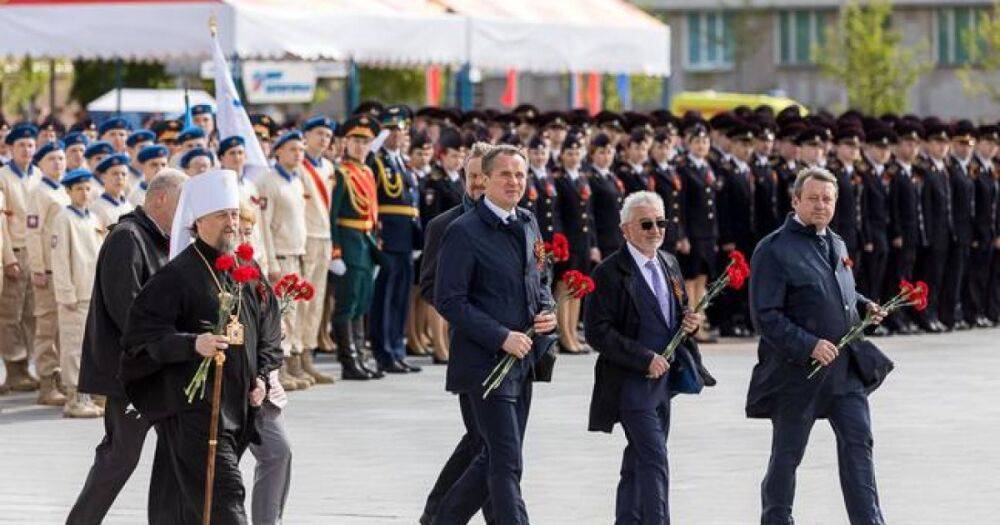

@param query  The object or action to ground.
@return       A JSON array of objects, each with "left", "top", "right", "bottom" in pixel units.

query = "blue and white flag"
[{"left": 212, "top": 31, "right": 268, "bottom": 181}]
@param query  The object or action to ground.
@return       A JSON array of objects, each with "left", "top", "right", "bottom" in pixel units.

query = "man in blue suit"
[
  {"left": 585, "top": 191, "right": 713, "bottom": 524},
  {"left": 747, "top": 167, "right": 893, "bottom": 525},
  {"left": 433, "top": 145, "right": 557, "bottom": 525}
]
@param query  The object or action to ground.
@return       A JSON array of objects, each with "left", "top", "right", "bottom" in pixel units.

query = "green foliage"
[
  {"left": 359, "top": 67, "right": 426, "bottom": 107},
  {"left": 69, "top": 59, "right": 173, "bottom": 107},
  {"left": 958, "top": 2, "right": 1000, "bottom": 105},
  {"left": 1, "top": 58, "right": 50, "bottom": 116},
  {"left": 814, "top": 0, "right": 931, "bottom": 114},
  {"left": 602, "top": 75, "right": 663, "bottom": 111}
]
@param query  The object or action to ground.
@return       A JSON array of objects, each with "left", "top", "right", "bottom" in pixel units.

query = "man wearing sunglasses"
[{"left": 585, "top": 191, "right": 715, "bottom": 524}]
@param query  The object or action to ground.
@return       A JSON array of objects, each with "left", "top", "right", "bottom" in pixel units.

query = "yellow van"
[{"left": 670, "top": 91, "right": 806, "bottom": 118}]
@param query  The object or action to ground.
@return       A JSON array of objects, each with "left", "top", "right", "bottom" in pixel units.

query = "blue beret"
[
  {"left": 126, "top": 129, "right": 156, "bottom": 147},
  {"left": 98, "top": 117, "right": 131, "bottom": 136},
  {"left": 302, "top": 116, "right": 335, "bottom": 133},
  {"left": 32, "top": 140, "right": 65, "bottom": 165},
  {"left": 137, "top": 145, "right": 169, "bottom": 163},
  {"left": 191, "top": 104, "right": 214, "bottom": 116},
  {"left": 180, "top": 147, "right": 211, "bottom": 169},
  {"left": 84, "top": 141, "right": 115, "bottom": 159},
  {"left": 217, "top": 135, "right": 245, "bottom": 156},
  {"left": 5, "top": 123, "right": 38, "bottom": 145},
  {"left": 273, "top": 130, "right": 304, "bottom": 151},
  {"left": 176, "top": 126, "right": 206, "bottom": 144},
  {"left": 95, "top": 153, "right": 130, "bottom": 174},
  {"left": 63, "top": 132, "right": 89, "bottom": 148},
  {"left": 61, "top": 168, "right": 93, "bottom": 187}
]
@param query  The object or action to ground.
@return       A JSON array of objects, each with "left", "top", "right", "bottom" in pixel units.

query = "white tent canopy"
[
  {"left": 0, "top": 0, "right": 670, "bottom": 75},
  {"left": 86, "top": 88, "right": 215, "bottom": 115}
]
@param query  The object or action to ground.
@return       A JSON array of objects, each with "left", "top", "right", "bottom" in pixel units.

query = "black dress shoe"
[
  {"left": 954, "top": 320, "right": 970, "bottom": 330},
  {"left": 400, "top": 360, "right": 422, "bottom": 373},
  {"left": 380, "top": 361, "right": 409, "bottom": 374},
  {"left": 432, "top": 355, "right": 449, "bottom": 365}
]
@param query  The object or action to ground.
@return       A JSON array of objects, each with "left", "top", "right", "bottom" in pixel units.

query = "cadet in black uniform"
[
  {"left": 943, "top": 120, "right": 977, "bottom": 330},
  {"left": 420, "top": 128, "right": 465, "bottom": 228},
  {"left": 649, "top": 130, "right": 687, "bottom": 255},
  {"left": 752, "top": 125, "right": 782, "bottom": 239},
  {"left": 826, "top": 126, "right": 866, "bottom": 268},
  {"left": 967, "top": 125, "right": 999, "bottom": 327},
  {"left": 520, "top": 136, "right": 561, "bottom": 241},
  {"left": 717, "top": 124, "right": 757, "bottom": 337},
  {"left": 586, "top": 132, "right": 625, "bottom": 259},
  {"left": 615, "top": 129, "right": 655, "bottom": 194},
  {"left": 914, "top": 123, "right": 953, "bottom": 333},
  {"left": 858, "top": 128, "right": 893, "bottom": 332},
  {"left": 885, "top": 122, "right": 926, "bottom": 333}
]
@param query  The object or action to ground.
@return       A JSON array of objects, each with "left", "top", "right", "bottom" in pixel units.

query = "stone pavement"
[{"left": 1, "top": 328, "right": 998, "bottom": 524}]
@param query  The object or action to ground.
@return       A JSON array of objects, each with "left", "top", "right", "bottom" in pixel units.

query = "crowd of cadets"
[{"left": 1, "top": 101, "right": 999, "bottom": 416}]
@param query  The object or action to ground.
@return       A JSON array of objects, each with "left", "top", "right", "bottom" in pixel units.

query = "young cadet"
[
  {"left": 51, "top": 168, "right": 105, "bottom": 418},
  {"left": 63, "top": 132, "right": 89, "bottom": 171},
  {"left": 90, "top": 153, "right": 135, "bottom": 229},
  {"left": 128, "top": 144, "right": 170, "bottom": 207},
  {"left": 125, "top": 129, "right": 156, "bottom": 193},
  {"left": 180, "top": 147, "right": 213, "bottom": 177},
  {"left": 25, "top": 140, "right": 69, "bottom": 405}
]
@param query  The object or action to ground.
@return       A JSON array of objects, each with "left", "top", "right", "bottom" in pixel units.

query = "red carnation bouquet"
[
  {"left": 184, "top": 242, "right": 261, "bottom": 403},
  {"left": 808, "top": 279, "right": 928, "bottom": 379},
  {"left": 544, "top": 233, "right": 571, "bottom": 263},
  {"left": 481, "top": 269, "right": 595, "bottom": 399},
  {"left": 273, "top": 273, "right": 316, "bottom": 315},
  {"left": 660, "top": 250, "right": 750, "bottom": 360}
]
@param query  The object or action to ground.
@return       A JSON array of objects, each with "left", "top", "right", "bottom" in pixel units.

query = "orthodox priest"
[{"left": 120, "top": 169, "right": 283, "bottom": 524}]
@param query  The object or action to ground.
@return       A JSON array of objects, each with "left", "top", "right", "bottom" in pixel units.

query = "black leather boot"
[
  {"left": 335, "top": 322, "right": 370, "bottom": 380},
  {"left": 353, "top": 318, "right": 384, "bottom": 379}
]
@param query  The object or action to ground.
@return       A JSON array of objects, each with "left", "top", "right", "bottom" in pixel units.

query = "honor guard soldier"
[
  {"left": 774, "top": 122, "right": 806, "bottom": 217},
  {"left": 420, "top": 128, "right": 465, "bottom": 225},
  {"left": 297, "top": 116, "right": 337, "bottom": 384},
  {"left": 98, "top": 117, "right": 131, "bottom": 154},
  {"left": 125, "top": 129, "right": 155, "bottom": 193},
  {"left": 330, "top": 115, "right": 384, "bottom": 380},
  {"left": 587, "top": 132, "right": 625, "bottom": 259},
  {"left": 553, "top": 133, "right": 598, "bottom": 354},
  {"left": 25, "top": 140, "right": 69, "bottom": 405},
  {"left": 83, "top": 141, "right": 114, "bottom": 203},
  {"left": 0, "top": 123, "right": 42, "bottom": 394},
  {"left": 943, "top": 120, "right": 977, "bottom": 330},
  {"left": 370, "top": 105, "right": 422, "bottom": 374},
  {"left": 914, "top": 122, "right": 954, "bottom": 332},
  {"left": 258, "top": 130, "right": 314, "bottom": 389},
  {"left": 967, "top": 125, "right": 999, "bottom": 327},
  {"left": 51, "top": 168, "right": 105, "bottom": 418},
  {"left": 676, "top": 121, "right": 720, "bottom": 341},
  {"left": 63, "top": 132, "right": 89, "bottom": 171},
  {"left": 717, "top": 124, "right": 758, "bottom": 337},
  {"left": 858, "top": 127, "right": 894, "bottom": 316},
  {"left": 827, "top": 126, "right": 867, "bottom": 268},
  {"left": 128, "top": 145, "right": 170, "bottom": 207},
  {"left": 90, "top": 153, "right": 135, "bottom": 229},
  {"left": 179, "top": 147, "right": 213, "bottom": 177},
  {"left": 217, "top": 135, "right": 268, "bottom": 277},
  {"left": 752, "top": 125, "right": 783, "bottom": 239},
  {"left": 616, "top": 128, "right": 656, "bottom": 194},
  {"left": 521, "top": 136, "right": 561, "bottom": 241},
  {"left": 649, "top": 130, "right": 687, "bottom": 254},
  {"left": 885, "top": 122, "right": 925, "bottom": 333}
]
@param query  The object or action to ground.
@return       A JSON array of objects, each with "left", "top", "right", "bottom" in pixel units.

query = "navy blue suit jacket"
[
  {"left": 746, "top": 214, "right": 893, "bottom": 419},
  {"left": 435, "top": 199, "right": 554, "bottom": 396}
]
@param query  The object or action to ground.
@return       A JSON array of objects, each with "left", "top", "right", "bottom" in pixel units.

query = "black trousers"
[
  {"left": 990, "top": 243, "right": 1000, "bottom": 322},
  {"left": 67, "top": 395, "right": 153, "bottom": 525},
  {"left": 916, "top": 245, "right": 948, "bottom": 324},
  {"left": 761, "top": 392, "right": 884, "bottom": 525},
  {"left": 858, "top": 236, "right": 888, "bottom": 302},
  {"left": 962, "top": 243, "right": 992, "bottom": 323},
  {"left": 938, "top": 240, "right": 970, "bottom": 328},
  {"left": 423, "top": 394, "right": 492, "bottom": 524},
  {"left": 616, "top": 402, "right": 672, "bottom": 525},
  {"left": 149, "top": 414, "right": 248, "bottom": 525},
  {"left": 370, "top": 250, "right": 414, "bottom": 366},
  {"left": 434, "top": 382, "right": 532, "bottom": 525},
  {"left": 883, "top": 245, "right": 917, "bottom": 330}
]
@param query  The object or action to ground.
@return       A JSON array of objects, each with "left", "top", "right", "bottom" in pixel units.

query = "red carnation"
[
  {"left": 725, "top": 250, "right": 750, "bottom": 290},
  {"left": 214, "top": 254, "right": 236, "bottom": 272},
  {"left": 235, "top": 242, "right": 255, "bottom": 262},
  {"left": 232, "top": 264, "right": 261, "bottom": 283},
  {"left": 295, "top": 281, "right": 316, "bottom": 301},
  {"left": 911, "top": 281, "right": 929, "bottom": 312}
]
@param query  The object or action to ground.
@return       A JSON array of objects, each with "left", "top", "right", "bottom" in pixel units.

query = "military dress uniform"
[
  {"left": 966, "top": 140, "right": 998, "bottom": 326},
  {"left": 330, "top": 115, "right": 383, "bottom": 380},
  {"left": 943, "top": 151, "right": 976, "bottom": 329},
  {"left": 420, "top": 165, "right": 464, "bottom": 228},
  {"left": 858, "top": 155, "right": 890, "bottom": 302},
  {"left": 0, "top": 126, "right": 40, "bottom": 390},
  {"left": 51, "top": 169, "right": 105, "bottom": 417},
  {"left": 299, "top": 130, "right": 337, "bottom": 362},
  {"left": 649, "top": 157, "right": 686, "bottom": 253},
  {"left": 615, "top": 157, "right": 656, "bottom": 195},
  {"left": 257, "top": 132, "right": 309, "bottom": 368},
  {"left": 752, "top": 151, "right": 782, "bottom": 240},
  {"left": 676, "top": 153, "right": 720, "bottom": 279},
  {"left": 827, "top": 156, "right": 865, "bottom": 267},
  {"left": 914, "top": 152, "right": 953, "bottom": 331},
  {"left": 519, "top": 162, "right": 561, "bottom": 242},
  {"left": 25, "top": 166, "right": 70, "bottom": 402},
  {"left": 717, "top": 143, "right": 756, "bottom": 336},
  {"left": 554, "top": 166, "right": 597, "bottom": 276},
  {"left": 369, "top": 140, "right": 422, "bottom": 373},
  {"left": 586, "top": 163, "right": 625, "bottom": 258}
]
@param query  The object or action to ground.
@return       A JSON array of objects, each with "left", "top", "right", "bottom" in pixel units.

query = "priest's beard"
[{"left": 215, "top": 229, "right": 238, "bottom": 254}]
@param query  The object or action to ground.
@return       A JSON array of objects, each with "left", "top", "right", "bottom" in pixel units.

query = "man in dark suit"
[
  {"left": 585, "top": 190, "right": 712, "bottom": 524},
  {"left": 747, "top": 167, "right": 891, "bottom": 525},
  {"left": 433, "top": 145, "right": 556, "bottom": 525}
]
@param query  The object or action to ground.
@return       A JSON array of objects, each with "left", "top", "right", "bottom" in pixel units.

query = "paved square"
[{"left": 2, "top": 328, "right": 998, "bottom": 524}]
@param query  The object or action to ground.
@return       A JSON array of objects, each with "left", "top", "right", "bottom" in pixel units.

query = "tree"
[
  {"left": 359, "top": 67, "right": 426, "bottom": 107},
  {"left": 1, "top": 58, "right": 50, "bottom": 117},
  {"left": 957, "top": 2, "right": 1000, "bottom": 105},
  {"left": 814, "top": 0, "right": 930, "bottom": 115},
  {"left": 69, "top": 59, "right": 173, "bottom": 108}
]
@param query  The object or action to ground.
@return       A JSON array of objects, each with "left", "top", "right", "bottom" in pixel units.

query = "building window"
[
  {"left": 937, "top": 7, "right": 986, "bottom": 65},
  {"left": 685, "top": 11, "right": 734, "bottom": 71},
  {"left": 777, "top": 9, "right": 831, "bottom": 66}
]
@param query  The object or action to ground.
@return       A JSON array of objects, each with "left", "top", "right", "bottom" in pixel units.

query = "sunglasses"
[{"left": 637, "top": 219, "right": 668, "bottom": 231}]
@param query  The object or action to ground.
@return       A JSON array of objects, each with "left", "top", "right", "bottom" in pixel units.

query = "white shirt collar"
[
  {"left": 626, "top": 241, "right": 657, "bottom": 271},
  {"left": 446, "top": 169, "right": 461, "bottom": 182},
  {"left": 483, "top": 196, "right": 515, "bottom": 224},
  {"left": 793, "top": 213, "right": 827, "bottom": 236},
  {"left": 565, "top": 168, "right": 580, "bottom": 181},
  {"left": 531, "top": 165, "right": 547, "bottom": 178}
]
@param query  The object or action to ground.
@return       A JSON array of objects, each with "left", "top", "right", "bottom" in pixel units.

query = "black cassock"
[{"left": 121, "top": 238, "right": 282, "bottom": 525}]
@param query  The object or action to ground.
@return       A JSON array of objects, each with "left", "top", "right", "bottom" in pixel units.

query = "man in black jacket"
[
  {"left": 747, "top": 167, "right": 891, "bottom": 525},
  {"left": 67, "top": 169, "right": 186, "bottom": 525},
  {"left": 585, "top": 190, "right": 710, "bottom": 524}
]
